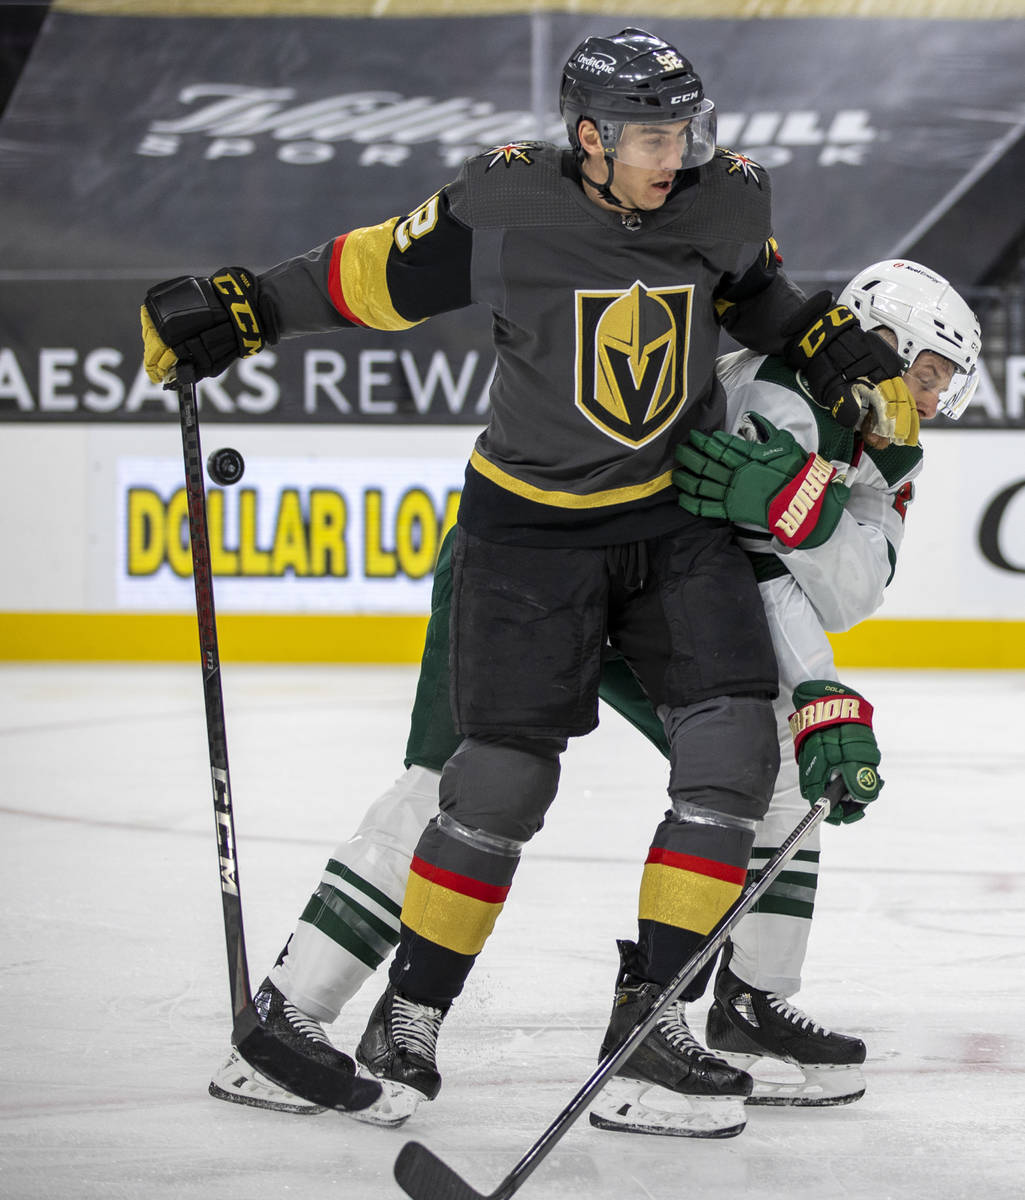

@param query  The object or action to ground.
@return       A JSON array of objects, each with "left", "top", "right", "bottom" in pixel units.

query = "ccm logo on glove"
[
  {"left": 212, "top": 269, "right": 263, "bottom": 357},
  {"left": 792, "top": 305, "right": 857, "bottom": 361}
]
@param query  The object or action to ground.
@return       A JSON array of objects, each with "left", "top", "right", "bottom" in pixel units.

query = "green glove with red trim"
[
  {"left": 789, "top": 680, "right": 883, "bottom": 825},
  {"left": 674, "top": 413, "right": 850, "bottom": 549}
]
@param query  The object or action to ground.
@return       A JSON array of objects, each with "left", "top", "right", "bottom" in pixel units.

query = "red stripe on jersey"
[
  {"left": 645, "top": 846, "right": 747, "bottom": 886},
  {"left": 328, "top": 234, "right": 366, "bottom": 326},
  {"left": 409, "top": 854, "right": 511, "bottom": 905}
]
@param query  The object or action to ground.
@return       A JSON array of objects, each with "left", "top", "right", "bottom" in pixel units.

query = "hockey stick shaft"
[
  {"left": 172, "top": 367, "right": 252, "bottom": 1022},
  {"left": 394, "top": 779, "right": 843, "bottom": 1200},
  {"left": 167, "top": 370, "right": 384, "bottom": 1113}
]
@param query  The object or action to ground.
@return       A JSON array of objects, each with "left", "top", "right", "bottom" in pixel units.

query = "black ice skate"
[
  {"left": 589, "top": 940, "right": 751, "bottom": 1138},
  {"left": 210, "top": 976, "right": 380, "bottom": 1114},
  {"left": 353, "top": 984, "right": 448, "bottom": 1127},
  {"left": 705, "top": 943, "right": 867, "bottom": 1106}
]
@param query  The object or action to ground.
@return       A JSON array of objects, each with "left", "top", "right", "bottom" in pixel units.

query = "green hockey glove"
[
  {"left": 781, "top": 291, "right": 919, "bottom": 446},
  {"left": 673, "top": 414, "right": 850, "bottom": 549},
  {"left": 142, "top": 267, "right": 271, "bottom": 384},
  {"left": 789, "top": 680, "right": 883, "bottom": 825}
]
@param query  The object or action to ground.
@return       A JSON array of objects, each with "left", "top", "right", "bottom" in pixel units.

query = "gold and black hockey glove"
[
  {"left": 141, "top": 267, "right": 271, "bottom": 384},
  {"left": 782, "top": 292, "right": 919, "bottom": 447}
]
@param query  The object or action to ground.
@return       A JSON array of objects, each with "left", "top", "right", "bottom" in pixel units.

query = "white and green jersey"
[{"left": 717, "top": 348, "right": 924, "bottom": 634}]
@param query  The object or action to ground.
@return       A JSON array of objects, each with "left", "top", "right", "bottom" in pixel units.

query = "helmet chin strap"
[{"left": 579, "top": 153, "right": 639, "bottom": 216}]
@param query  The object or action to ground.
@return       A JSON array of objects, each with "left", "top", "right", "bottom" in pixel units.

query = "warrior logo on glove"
[
  {"left": 789, "top": 680, "right": 883, "bottom": 825},
  {"left": 674, "top": 414, "right": 850, "bottom": 549}
]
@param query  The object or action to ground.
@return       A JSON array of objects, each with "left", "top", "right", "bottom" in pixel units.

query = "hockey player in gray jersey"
[
  {"left": 203, "top": 258, "right": 979, "bottom": 1125},
  {"left": 143, "top": 29, "right": 918, "bottom": 1137}
]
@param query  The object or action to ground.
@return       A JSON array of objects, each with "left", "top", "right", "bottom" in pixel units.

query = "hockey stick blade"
[
  {"left": 232, "top": 1003, "right": 382, "bottom": 1113},
  {"left": 395, "top": 1142, "right": 507, "bottom": 1200}
]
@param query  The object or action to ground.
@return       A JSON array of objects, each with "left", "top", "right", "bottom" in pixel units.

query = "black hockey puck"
[{"left": 207, "top": 447, "right": 245, "bottom": 486}]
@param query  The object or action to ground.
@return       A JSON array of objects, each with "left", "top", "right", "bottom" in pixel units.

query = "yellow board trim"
[
  {"left": 0, "top": 612, "right": 429, "bottom": 664},
  {"left": 1, "top": 614, "right": 1023, "bottom": 669},
  {"left": 401, "top": 870, "right": 504, "bottom": 957},
  {"left": 469, "top": 450, "right": 673, "bottom": 510},
  {"left": 826, "top": 619, "right": 1025, "bottom": 670},
  {"left": 338, "top": 218, "right": 422, "bottom": 332}
]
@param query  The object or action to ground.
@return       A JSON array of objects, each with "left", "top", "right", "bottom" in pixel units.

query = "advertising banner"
[
  {"left": 2, "top": 12, "right": 1024, "bottom": 427},
  {"left": 2, "top": 10, "right": 1023, "bottom": 659},
  {"left": 115, "top": 452, "right": 463, "bottom": 612}
]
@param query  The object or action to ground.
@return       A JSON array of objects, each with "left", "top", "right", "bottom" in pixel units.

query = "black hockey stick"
[
  {"left": 394, "top": 778, "right": 844, "bottom": 1200},
  {"left": 172, "top": 364, "right": 252, "bottom": 1023},
  {"left": 171, "top": 367, "right": 380, "bottom": 1112}
]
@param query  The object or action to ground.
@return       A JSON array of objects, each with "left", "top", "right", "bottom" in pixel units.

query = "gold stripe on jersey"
[
  {"left": 469, "top": 449, "right": 673, "bottom": 509},
  {"left": 335, "top": 217, "right": 424, "bottom": 331}
]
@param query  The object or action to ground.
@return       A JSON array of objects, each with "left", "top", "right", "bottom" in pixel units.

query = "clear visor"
[
  {"left": 603, "top": 101, "right": 716, "bottom": 171},
  {"left": 902, "top": 349, "right": 979, "bottom": 421},
  {"left": 935, "top": 368, "right": 979, "bottom": 420}
]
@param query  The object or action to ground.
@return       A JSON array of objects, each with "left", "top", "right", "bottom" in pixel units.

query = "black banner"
[{"left": 2, "top": 11, "right": 1023, "bottom": 424}]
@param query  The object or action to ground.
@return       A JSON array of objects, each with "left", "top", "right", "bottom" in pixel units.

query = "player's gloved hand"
[
  {"left": 673, "top": 413, "right": 850, "bottom": 549},
  {"left": 788, "top": 679, "right": 883, "bottom": 825},
  {"left": 140, "top": 267, "right": 270, "bottom": 384},
  {"left": 853, "top": 376, "right": 920, "bottom": 448},
  {"left": 781, "top": 291, "right": 919, "bottom": 447}
]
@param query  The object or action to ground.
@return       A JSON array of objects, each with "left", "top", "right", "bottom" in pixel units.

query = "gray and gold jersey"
[{"left": 260, "top": 142, "right": 807, "bottom": 546}]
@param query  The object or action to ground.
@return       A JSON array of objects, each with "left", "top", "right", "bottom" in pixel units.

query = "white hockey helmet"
[{"left": 839, "top": 259, "right": 982, "bottom": 419}]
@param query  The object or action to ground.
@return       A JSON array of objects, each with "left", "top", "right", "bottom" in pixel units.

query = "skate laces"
[
  {"left": 656, "top": 999, "right": 716, "bottom": 1061},
  {"left": 767, "top": 994, "right": 829, "bottom": 1036},
  {"left": 390, "top": 993, "right": 444, "bottom": 1063},
  {"left": 282, "top": 1000, "right": 330, "bottom": 1045}
]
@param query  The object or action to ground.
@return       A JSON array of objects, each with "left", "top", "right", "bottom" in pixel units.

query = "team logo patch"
[
  {"left": 484, "top": 142, "right": 534, "bottom": 170},
  {"left": 575, "top": 281, "right": 693, "bottom": 447},
  {"left": 717, "top": 148, "right": 763, "bottom": 186}
]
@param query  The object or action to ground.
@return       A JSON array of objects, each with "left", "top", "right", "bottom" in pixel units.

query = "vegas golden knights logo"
[{"left": 575, "top": 281, "right": 692, "bottom": 446}]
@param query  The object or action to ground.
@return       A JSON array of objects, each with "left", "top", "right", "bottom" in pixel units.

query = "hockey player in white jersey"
[
  {"left": 675, "top": 258, "right": 981, "bottom": 1105},
  {"left": 209, "top": 258, "right": 980, "bottom": 1120}
]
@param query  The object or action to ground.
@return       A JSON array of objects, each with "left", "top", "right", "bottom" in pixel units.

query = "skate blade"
[
  {"left": 209, "top": 1050, "right": 328, "bottom": 1115},
  {"left": 344, "top": 1070, "right": 427, "bottom": 1128},
  {"left": 718, "top": 1051, "right": 866, "bottom": 1107},
  {"left": 588, "top": 1076, "right": 747, "bottom": 1138},
  {"left": 208, "top": 1080, "right": 327, "bottom": 1115}
]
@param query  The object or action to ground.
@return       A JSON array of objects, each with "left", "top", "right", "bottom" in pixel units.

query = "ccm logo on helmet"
[{"left": 671, "top": 90, "right": 699, "bottom": 103}]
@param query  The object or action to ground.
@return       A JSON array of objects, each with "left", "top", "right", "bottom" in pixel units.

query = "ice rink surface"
[{"left": 1, "top": 662, "right": 1022, "bottom": 1200}]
